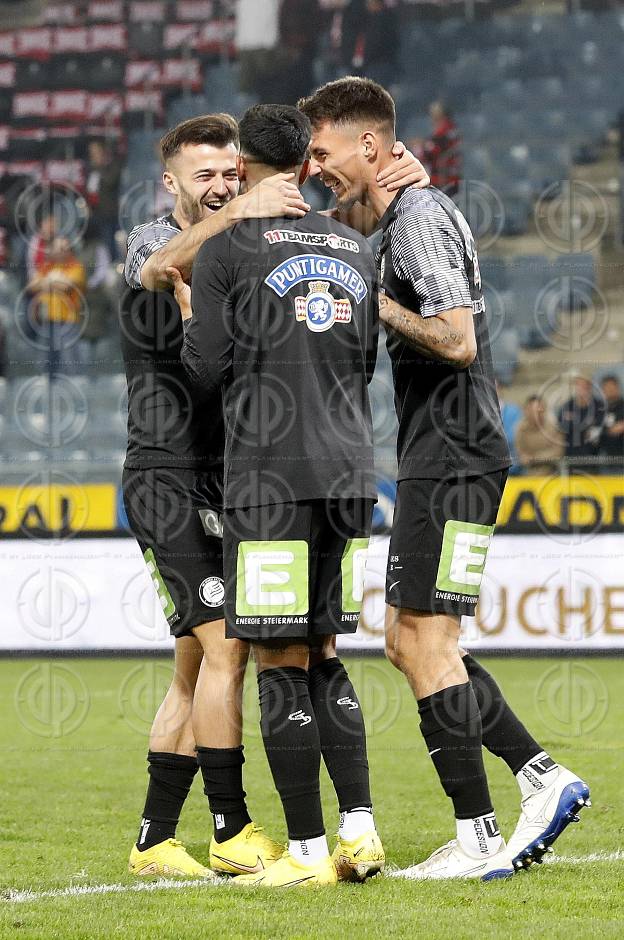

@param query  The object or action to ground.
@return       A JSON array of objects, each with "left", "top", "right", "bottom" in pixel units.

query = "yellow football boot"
[
  {"left": 332, "top": 830, "right": 385, "bottom": 882},
  {"left": 209, "top": 823, "right": 284, "bottom": 875},
  {"left": 128, "top": 839, "right": 218, "bottom": 880},
  {"left": 231, "top": 851, "right": 338, "bottom": 888}
]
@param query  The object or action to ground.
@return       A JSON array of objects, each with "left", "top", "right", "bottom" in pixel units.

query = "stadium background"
[
  {"left": 0, "top": 1, "right": 622, "bottom": 932},
  {"left": 1, "top": 0, "right": 623, "bottom": 655}
]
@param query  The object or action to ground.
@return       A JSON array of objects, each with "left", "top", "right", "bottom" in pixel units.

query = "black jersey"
[
  {"left": 182, "top": 213, "right": 378, "bottom": 509},
  {"left": 121, "top": 214, "right": 224, "bottom": 471},
  {"left": 375, "top": 186, "right": 510, "bottom": 480}
]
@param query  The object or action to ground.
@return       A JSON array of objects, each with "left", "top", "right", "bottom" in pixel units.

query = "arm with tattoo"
[{"left": 378, "top": 293, "right": 476, "bottom": 369}]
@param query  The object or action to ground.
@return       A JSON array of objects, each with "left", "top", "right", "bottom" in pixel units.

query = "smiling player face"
[
  {"left": 164, "top": 142, "right": 240, "bottom": 225},
  {"left": 309, "top": 122, "right": 370, "bottom": 209}
]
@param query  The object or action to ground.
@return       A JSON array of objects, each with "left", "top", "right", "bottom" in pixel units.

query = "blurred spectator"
[
  {"left": 341, "top": 0, "right": 400, "bottom": 85},
  {"left": 26, "top": 211, "right": 56, "bottom": 283},
  {"left": 599, "top": 374, "right": 624, "bottom": 471},
  {"left": 236, "top": 0, "right": 281, "bottom": 101},
  {"left": 496, "top": 380, "right": 522, "bottom": 471},
  {"left": 557, "top": 374, "right": 605, "bottom": 473},
  {"left": 279, "top": 0, "right": 319, "bottom": 103},
  {"left": 515, "top": 395, "right": 565, "bottom": 475},
  {"left": 416, "top": 102, "right": 462, "bottom": 198},
  {"left": 86, "top": 140, "right": 121, "bottom": 260},
  {"left": 78, "top": 220, "right": 114, "bottom": 362},
  {"left": 28, "top": 236, "right": 87, "bottom": 378}
]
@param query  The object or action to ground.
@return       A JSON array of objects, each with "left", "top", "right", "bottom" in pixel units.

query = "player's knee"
[
  {"left": 208, "top": 640, "right": 248, "bottom": 686},
  {"left": 385, "top": 637, "right": 402, "bottom": 672}
]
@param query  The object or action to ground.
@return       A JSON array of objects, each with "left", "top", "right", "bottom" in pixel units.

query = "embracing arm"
[
  {"left": 180, "top": 241, "right": 233, "bottom": 396},
  {"left": 379, "top": 295, "right": 476, "bottom": 369},
  {"left": 141, "top": 174, "right": 310, "bottom": 291}
]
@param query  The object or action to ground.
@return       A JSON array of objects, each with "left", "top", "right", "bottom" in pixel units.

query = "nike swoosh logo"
[
  {"left": 428, "top": 748, "right": 442, "bottom": 756},
  {"left": 388, "top": 581, "right": 401, "bottom": 591},
  {"left": 212, "top": 853, "right": 264, "bottom": 873}
]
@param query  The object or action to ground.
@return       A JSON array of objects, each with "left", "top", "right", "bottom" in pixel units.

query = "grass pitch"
[{"left": 1, "top": 656, "right": 622, "bottom": 939}]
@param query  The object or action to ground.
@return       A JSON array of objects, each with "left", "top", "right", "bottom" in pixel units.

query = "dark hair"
[
  {"left": 159, "top": 113, "right": 239, "bottom": 166},
  {"left": 601, "top": 374, "right": 620, "bottom": 386},
  {"left": 238, "top": 104, "right": 311, "bottom": 169},
  {"left": 299, "top": 76, "right": 396, "bottom": 138},
  {"left": 525, "top": 395, "right": 542, "bottom": 405}
]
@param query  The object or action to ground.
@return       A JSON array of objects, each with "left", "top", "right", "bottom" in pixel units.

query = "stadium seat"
[
  {"left": 128, "top": 22, "right": 164, "bottom": 57},
  {"left": 90, "top": 373, "right": 127, "bottom": 411},
  {"left": 553, "top": 253, "right": 596, "bottom": 312},
  {"left": 167, "top": 93, "right": 210, "bottom": 127},
  {"left": 462, "top": 146, "right": 491, "bottom": 182},
  {"left": 456, "top": 111, "right": 489, "bottom": 141},
  {"left": 489, "top": 326, "right": 519, "bottom": 386},
  {"left": 500, "top": 196, "right": 532, "bottom": 237},
  {"left": 507, "top": 255, "right": 554, "bottom": 347},
  {"left": 480, "top": 257, "right": 509, "bottom": 293},
  {"left": 455, "top": 180, "right": 505, "bottom": 245}
]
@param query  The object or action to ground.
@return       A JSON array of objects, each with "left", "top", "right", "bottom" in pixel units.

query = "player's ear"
[
  {"left": 236, "top": 154, "right": 247, "bottom": 182},
  {"left": 162, "top": 170, "right": 178, "bottom": 196},
  {"left": 298, "top": 159, "right": 310, "bottom": 187},
  {"left": 361, "top": 131, "right": 378, "bottom": 163}
]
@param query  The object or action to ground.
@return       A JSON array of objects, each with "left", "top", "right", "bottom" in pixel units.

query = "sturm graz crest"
[{"left": 294, "top": 281, "right": 352, "bottom": 333}]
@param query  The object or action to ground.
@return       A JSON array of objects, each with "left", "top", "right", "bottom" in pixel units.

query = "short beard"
[{"left": 178, "top": 185, "right": 205, "bottom": 225}]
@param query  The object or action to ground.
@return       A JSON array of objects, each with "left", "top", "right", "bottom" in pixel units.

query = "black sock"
[
  {"left": 309, "top": 657, "right": 371, "bottom": 813},
  {"left": 196, "top": 745, "right": 252, "bottom": 843},
  {"left": 462, "top": 654, "right": 543, "bottom": 775},
  {"left": 418, "top": 682, "right": 493, "bottom": 820},
  {"left": 257, "top": 666, "right": 325, "bottom": 841},
  {"left": 137, "top": 751, "right": 198, "bottom": 851}
]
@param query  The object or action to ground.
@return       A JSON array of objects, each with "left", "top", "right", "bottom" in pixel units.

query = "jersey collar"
[{"left": 373, "top": 185, "right": 410, "bottom": 234}]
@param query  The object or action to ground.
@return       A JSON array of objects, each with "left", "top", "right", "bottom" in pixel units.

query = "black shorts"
[
  {"left": 123, "top": 467, "right": 225, "bottom": 637},
  {"left": 223, "top": 498, "right": 374, "bottom": 641},
  {"left": 386, "top": 470, "right": 508, "bottom": 617}
]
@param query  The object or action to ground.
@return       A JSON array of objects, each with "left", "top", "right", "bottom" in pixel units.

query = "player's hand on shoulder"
[
  {"left": 166, "top": 267, "right": 192, "bottom": 321},
  {"left": 377, "top": 142, "right": 430, "bottom": 192},
  {"left": 237, "top": 173, "right": 311, "bottom": 220}
]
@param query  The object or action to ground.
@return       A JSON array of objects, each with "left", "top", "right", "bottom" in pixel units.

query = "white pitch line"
[
  {"left": 545, "top": 850, "right": 624, "bottom": 865},
  {"left": 3, "top": 853, "right": 623, "bottom": 904},
  {"left": 2, "top": 877, "right": 224, "bottom": 905}
]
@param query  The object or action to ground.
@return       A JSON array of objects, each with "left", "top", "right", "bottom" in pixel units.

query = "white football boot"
[
  {"left": 507, "top": 766, "right": 591, "bottom": 871},
  {"left": 389, "top": 839, "right": 514, "bottom": 882}
]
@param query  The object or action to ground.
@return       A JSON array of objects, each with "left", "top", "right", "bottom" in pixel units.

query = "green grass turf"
[{"left": 0, "top": 657, "right": 622, "bottom": 939}]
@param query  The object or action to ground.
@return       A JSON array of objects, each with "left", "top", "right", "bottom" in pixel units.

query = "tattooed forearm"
[{"left": 378, "top": 294, "right": 474, "bottom": 368}]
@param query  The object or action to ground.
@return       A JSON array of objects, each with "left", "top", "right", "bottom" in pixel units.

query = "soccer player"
[
  {"left": 299, "top": 77, "right": 591, "bottom": 879},
  {"left": 181, "top": 104, "right": 383, "bottom": 888},
  {"left": 123, "top": 113, "right": 309, "bottom": 878},
  {"left": 123, "top": 110, "right": 426, "bottom": 879}
]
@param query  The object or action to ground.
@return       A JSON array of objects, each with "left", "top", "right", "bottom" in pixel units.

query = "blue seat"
[
  {"left": 480, "top": 257, "right": 508, "bottom": 293},
  {"left": 462, "top": 146, "right": 491, "bottom": 182},
  {"left": 455, "top": 180, "right": 505, "bottom": 245},
  {"left": 167, "top": 94, "right": 210, "bottom": 127},
  {"left": 501, "top": 196, "right": 532, "bottom": 237},
  {"left": 490, "top": 327, "right": 519, "bottom": 386},
  {"left": 507, "top": 255, "right": 554, "bottom": 346},
  {"left": 456, "top": 111, "right": 489, "bottom": 141},
  {"left": 553, "top": 253, "right": 596, "bottom": 312}
]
